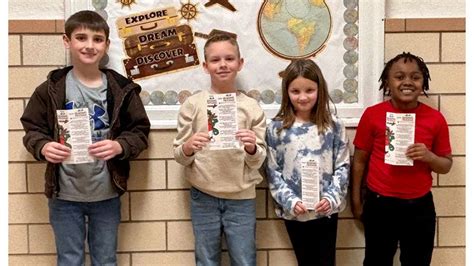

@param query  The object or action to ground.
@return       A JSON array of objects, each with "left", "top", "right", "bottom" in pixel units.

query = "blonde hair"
[{"left": 203, "top": 33, "right": 240, "bottom": 61}]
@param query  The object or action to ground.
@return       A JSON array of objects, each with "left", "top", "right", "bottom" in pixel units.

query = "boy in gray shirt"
[{"left": 21, "top": 10, "right": 150, "bottom": 265}]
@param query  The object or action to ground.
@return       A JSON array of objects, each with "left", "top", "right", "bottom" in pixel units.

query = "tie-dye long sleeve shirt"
[{"left": 265, "top": 116, "right": 350, "bottom": 221}]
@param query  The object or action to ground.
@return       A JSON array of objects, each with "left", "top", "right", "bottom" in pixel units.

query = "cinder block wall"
[{"left": 8, "top": 18, "right": 465, "bottom": 265}]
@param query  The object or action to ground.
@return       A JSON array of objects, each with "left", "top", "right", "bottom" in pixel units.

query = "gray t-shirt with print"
[{"left": 58, "top": 71, "right": 117, "bottom": 202}]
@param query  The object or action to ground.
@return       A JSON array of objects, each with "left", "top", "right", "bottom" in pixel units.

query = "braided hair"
[{"left": 378, "top": 52, "right": 431, "bottom": 97}]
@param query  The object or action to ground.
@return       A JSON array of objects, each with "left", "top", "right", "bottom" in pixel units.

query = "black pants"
[
  {"left": 284, "top": 214, "right": 338, "bottom": 266},
  {"left": 362, "top": 189, "right": 436, "bottom": 266}
]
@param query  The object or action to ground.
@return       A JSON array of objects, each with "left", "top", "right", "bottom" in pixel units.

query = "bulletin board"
[{"left": 65, "top": 0, "right": 385, "bottom": 128}]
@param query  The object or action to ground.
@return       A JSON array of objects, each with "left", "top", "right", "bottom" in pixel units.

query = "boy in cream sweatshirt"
[{"left": 173, "top": 34, "right": 266, "bottom": 266}]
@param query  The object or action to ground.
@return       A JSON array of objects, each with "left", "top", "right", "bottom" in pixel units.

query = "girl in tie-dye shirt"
[{"left": 265, "top": 59, "right": 350, "bottom": 266}]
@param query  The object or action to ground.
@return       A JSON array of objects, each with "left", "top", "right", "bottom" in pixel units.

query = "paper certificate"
[
  {"left": 206, "top": 93, "right": 240, "bottom": 150},
  {"left": 301, "top": 158, "right": 320, "bottom": 210},
  {"left": 57, "top": 108, "right": 94, "bottom": 164},
  {"left": 384, "top": 112, "right": 416, "bottom": 166}
]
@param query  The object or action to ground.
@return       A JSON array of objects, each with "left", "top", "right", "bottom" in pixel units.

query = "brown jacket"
[{"left": 21, "top": 66, "right": 150, "bottom": 198}]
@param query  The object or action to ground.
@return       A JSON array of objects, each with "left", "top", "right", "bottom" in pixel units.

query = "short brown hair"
[
  {"left": 65, "top": 10, "right": 110, "bottom": 40},
  {"left": 203, "top": 33, "right": 240, "bottom": 61}
]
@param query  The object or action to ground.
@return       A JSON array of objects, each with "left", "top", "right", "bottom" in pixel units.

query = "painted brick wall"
[{"left": 8, "top": 18, "right": 465, "bottom": 265}]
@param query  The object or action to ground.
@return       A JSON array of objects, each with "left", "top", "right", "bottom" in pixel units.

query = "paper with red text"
[
  {"left": 57, "top": 108, "right": 94, "bottom": 164},
  {"left": 206, "top": 93, "right": 240, "bottom": 150},
  {"left": 385, "top": 112, "right": 415, "bottom": 166}
]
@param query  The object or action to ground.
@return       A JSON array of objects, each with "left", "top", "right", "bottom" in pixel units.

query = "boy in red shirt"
[{"left": 351, "top": 52, "right": 452, "bottom": 266}]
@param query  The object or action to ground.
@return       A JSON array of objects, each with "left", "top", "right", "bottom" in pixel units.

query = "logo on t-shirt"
[{"left": 65, "top": 101, "right": 109, "bottom": 130}]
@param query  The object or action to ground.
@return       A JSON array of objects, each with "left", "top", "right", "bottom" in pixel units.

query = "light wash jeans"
[
  {"left": 48, "top": 197, "right": 121, "bottom": 266},
  {"left": 190, "top": 187, "right": 257, "bottom": 266}
]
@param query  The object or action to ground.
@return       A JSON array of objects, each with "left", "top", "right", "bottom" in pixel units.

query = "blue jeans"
[
  {"left": 48, "top": 197, "right": 121, "bottom": 266},
  {"left": 190, "top": 187, "right": 257, "bottom": 266}
]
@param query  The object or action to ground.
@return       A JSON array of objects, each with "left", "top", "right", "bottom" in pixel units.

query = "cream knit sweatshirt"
[{"left": 173, "top": 90, "right": 267, "bottom": 199}]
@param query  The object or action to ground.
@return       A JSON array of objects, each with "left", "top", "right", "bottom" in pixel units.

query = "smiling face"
[
  {"left": 386, "top": 58, "right": 424, "bottom": 110},
  {"left": 203, "top": 40, "right": 243, "bottom": 93},
  {"left": 63, "top": 27, "right": 109, "bottom": 68},
  {"left": 288, "top": 76, "right": 318, "bottom": 121}
]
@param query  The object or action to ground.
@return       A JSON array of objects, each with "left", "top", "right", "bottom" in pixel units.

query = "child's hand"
[
  {"left": 351, "top": 196, "right": 363, "bottom": 220},
  {"left": 406, "top": 143, "right": 435, "bottom": 163},
  {"left": 41, "top": 142, "right": 71, "bottom": 163},
  {"left": 88, "top": 140, "right": 123, "bottom": 161},
  {"left": 236, "top": 129, "right": 257, "bottom": 154},
  {"left": 183, "top": 132, "right": 210, "bottom": 156},
  {"left": 294, "top": 201, "right": 308, "bottom": 216},
  {"left": 315, "top": 198, "right": 331, "bottom": 215}
]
